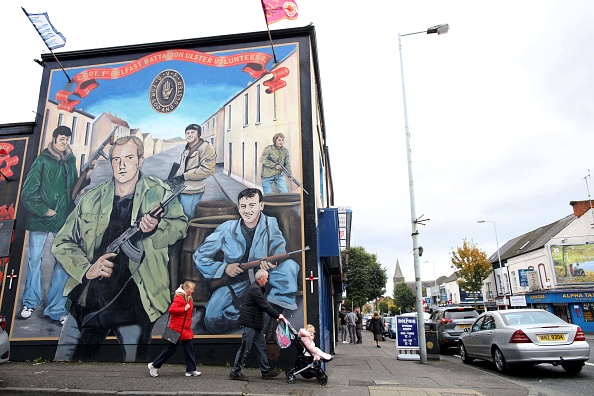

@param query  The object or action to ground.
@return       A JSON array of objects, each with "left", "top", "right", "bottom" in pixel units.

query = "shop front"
[{"left": 526, "top": 290, "right": 594, "bottom": 332}]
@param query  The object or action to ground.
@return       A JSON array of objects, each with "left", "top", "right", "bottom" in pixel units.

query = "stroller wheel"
[
  {"left": 285, "top": 368, "right": 294, "bottom": 378},
  {"left": 288, "top": 375, "right": 296, "bottom": 384},
  {"left": 317, "top": 374, "right": 328, "bottom": 386}
]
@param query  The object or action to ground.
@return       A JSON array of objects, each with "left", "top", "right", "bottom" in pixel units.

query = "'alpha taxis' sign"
[{"left": 527, "top": 292, "right": 594, "bottom": 303}]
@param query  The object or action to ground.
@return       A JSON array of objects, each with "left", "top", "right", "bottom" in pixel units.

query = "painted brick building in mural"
[{"left": 0, "top": 26, "right": 350, "bottom": 367}]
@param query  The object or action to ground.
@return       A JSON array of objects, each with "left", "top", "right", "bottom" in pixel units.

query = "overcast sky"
[{"left": 2, "top": 1, "right": 594, "bottom": 294}]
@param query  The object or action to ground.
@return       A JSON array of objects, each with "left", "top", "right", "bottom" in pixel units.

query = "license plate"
[
  {"left": 537, "top": 334, "right": 566, "bottom": 342},
  {"left": 457, "top": 324, "right": 471, "bottom": 330}
]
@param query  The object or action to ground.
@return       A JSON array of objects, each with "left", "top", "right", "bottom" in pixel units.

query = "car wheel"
[
  {"left": 459, "top": 343, "right": 473, "bottom": 364},
  {"left": 561, "top": 362, "right": 583, "bottom": 374},
  {"left": 492, "top": 347, "right": 509, "bottom": 374}
]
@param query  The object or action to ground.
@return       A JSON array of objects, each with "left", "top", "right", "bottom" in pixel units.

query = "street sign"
[{"left": 396, "top": 316, "right": 419, "bottom": 349}]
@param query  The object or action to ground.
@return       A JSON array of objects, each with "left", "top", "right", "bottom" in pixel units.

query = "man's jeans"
[
  {"left": 340, "top": 324, "right": 347, "bottom": 342},
  {"left": 23, "top": 231, "right": 69, "bottom": 320},
  {"left": 231, "top": 326, "right": 271, "bottom": 375},
  {"left": 262, "top": 174, "right": 288, "bottom": 194},
  {"left": 179, "top": 192, "right": 204, "bottom": 219}
]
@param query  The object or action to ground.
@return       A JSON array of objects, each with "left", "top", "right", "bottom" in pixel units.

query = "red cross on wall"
[
  {"left": 307, "top": 271, "right": 318, "bottom": 294},
  {"left": 7, "top": 269, "right": 17, "bottom": 289}
]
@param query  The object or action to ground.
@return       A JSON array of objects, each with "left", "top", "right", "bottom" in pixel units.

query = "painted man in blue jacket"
[{"left": 193, "top": 188, "right": 299, "bottom": 334}]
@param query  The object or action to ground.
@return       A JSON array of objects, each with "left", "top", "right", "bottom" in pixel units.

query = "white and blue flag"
[{"left": 22, "top": 7, "right": 66, "bottom": 50}]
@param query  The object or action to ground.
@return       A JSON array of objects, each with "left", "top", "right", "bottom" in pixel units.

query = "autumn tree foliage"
[{"left": 450, "top": 239, "right": 493, "bottom": 308}]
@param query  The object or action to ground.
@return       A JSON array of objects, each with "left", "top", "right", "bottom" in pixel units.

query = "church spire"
[{"left": 393, "top": 259, "right": 404, "bottom": 285}]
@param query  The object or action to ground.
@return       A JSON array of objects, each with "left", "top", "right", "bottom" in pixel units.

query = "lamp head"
[
  {"left": 477, "top": 220, "right": 485, "bottom": 223},
  {"left": 427, "top": 24, "right": 449, "bottom": 35}
]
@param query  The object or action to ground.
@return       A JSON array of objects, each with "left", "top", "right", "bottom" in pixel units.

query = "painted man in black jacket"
[{"left": 229, "top": 269, "right": 284, "bottom": 381}]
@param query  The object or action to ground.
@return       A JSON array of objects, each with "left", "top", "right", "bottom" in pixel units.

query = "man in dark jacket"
[
  {"left": 20, "top": 125, "right": 94, "bottom": 323},
  {"left": 230, "top": 269, "right": 284, "bottom": 381}
]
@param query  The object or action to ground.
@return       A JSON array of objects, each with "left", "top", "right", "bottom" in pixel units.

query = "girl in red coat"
[{"left": 148, "top": 281, "right": 200, "bottom": 377}]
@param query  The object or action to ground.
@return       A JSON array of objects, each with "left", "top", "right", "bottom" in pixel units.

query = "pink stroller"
[{"left": 282, "top": 320, "right": 329, "bottom": 385}]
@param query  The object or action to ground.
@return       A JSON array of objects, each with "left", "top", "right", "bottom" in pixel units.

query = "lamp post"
[
  {"left": 477, "top": 220, "right": 504, "bottom": 308},
  {"left": 399, "top": 23, "right": 449, "bottom": 364}
]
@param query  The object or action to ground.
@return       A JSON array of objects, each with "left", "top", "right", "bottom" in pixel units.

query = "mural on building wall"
[
  {"left": 550, "top": 244, "right": 594, "bottom": 284},
  {"left": 0, "top": 138, "right": 26, "bottom": 305},
  {"left": 10, "top": 42, "right": 307, "bottom": 362}
]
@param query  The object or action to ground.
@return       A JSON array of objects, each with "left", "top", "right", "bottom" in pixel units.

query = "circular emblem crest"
[{"left": 149, "top": 69, "right": 185, "bottom": 113}]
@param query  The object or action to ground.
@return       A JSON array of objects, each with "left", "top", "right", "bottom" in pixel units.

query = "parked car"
[
  {"left": 362, "top": 314, "right": 371, "bottom": 329},
  {"left": 0, "top": 314, "right": 9, "bottom": 364},
  {"left": 382, "top": 316, "right": 393, "bottom": 337},
  {"left": 429, "top": 307, "right": 479, "bottom": 352},
  {"left": 389, "top": 312, "right": 432, "bottom": 339},
  {"left": 458, "top": 309, "right": 590, "bottom": 374}
]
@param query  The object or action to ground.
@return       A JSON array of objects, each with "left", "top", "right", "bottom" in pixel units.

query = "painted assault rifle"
[
  {"left": 105, "top": 184, "right": 186, "bottom": 263},
  {"left": 267, "top": 155, "right": 308, "bottom": 194}
]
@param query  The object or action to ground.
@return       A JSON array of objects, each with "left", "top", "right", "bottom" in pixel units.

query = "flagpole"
[
  {"left": 260, "top": 1, "right": 278, "bottom": 63},
  {"left": 49, "top": 49, "right": 72, "bottom": 83},
  {"left": 21, "top": 7, "right": 72, "bottom": 84}
]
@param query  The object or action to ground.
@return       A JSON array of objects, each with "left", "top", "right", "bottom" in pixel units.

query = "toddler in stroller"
[{"left": 284, "top": 322, "right": 331, "bottom": 385}]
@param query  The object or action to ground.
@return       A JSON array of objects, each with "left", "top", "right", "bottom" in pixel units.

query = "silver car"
[
  {"left": 458, "top": 309, "right": 590, "bottom": 374},
  {"left": 0, "top": 314, "right": 9, "bottom": 364}
]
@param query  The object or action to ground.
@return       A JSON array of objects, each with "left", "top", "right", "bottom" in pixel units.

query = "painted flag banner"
[
  {"left": 21, "top": 7, "right": 66, "bottom": 50},
  {"left": 261, "top": 0, "right": 299, "bottom": 25}
]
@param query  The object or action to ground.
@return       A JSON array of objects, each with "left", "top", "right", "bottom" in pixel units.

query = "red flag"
[{"left": 261, "top": 0, "right": 299, "bottom": 25}]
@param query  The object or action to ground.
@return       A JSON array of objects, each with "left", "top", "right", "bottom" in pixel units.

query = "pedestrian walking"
[
  {"left": 148, "top": 281, "right": 201, "bottom": 377},
  {"left": 229, "top": 269, "right": 284, "bottom": 381},
  {"left": 369, "top": 311, "right": 383, "bottom": 348}
]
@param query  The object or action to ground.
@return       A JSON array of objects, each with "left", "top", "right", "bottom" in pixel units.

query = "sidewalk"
[{"left": 0, "top": 330, "right": 533, "bottom": 396}]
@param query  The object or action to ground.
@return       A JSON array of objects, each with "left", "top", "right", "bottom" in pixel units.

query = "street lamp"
[
  {"left": 477, "top": 220, "right": 505, "bottom": 305},
  {"left": 399, "top": 23, "right": 449, "bottom": 365}
]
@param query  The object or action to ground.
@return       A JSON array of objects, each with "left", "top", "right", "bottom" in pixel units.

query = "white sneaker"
[
  {"left": 148, "top": 362, "right": 158, "bottom": 377},
  {"left": 21, "top": 306, "right": 34, "bottom": 319},
  {"left": 185, "top": 371, "right": 201, "bottom": 377}
]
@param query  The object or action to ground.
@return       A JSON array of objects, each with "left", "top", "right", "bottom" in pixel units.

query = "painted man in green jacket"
[
  {"left": 260, "top": 132, "right": 290, "bottom": 194},
  {"left": 20, "top": 125, "right": 94, "bottom": 323},
  {"left": 52, "top": 136, "right": 187, "bottom": 362}
]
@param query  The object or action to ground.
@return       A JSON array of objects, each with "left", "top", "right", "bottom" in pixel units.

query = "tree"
[
  {"left": 393, "top": 282, "right": 415, "bottom": 312},
  {"left": 341, "top": 246, "right": 387, "bottom": 308},
  {"left": 450, "top": 239, "right": 493, "bottom": 308}
]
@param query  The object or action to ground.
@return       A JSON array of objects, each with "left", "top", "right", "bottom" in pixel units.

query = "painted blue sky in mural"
[{"left": 48, "top": 46, "right": 295, "bottom": 140}]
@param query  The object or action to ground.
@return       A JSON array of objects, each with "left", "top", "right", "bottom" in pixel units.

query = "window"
[
  {"left": 43, "top": 109, "right": 50, "bottom": 137},
  {"left": 211, "top": 117, "right": 215, "bottom": 130},
  {"left": 71, "top": 116, "right": 78, "bottom": 144},
  {"left": 486, "top": 282, "right": 493, "bottom": 298},
  {"left": 243, "top": 93, "right": 249, "bottom": 127},
  {"left": 481, "top": 315, "right": 496, "bottom": 330},
  {"left": 84, "top": 122, "right": 91, "bottom": 145},
  {"left": 227, "top": 104, "right": 232, "bottom": 131},
  {"left": 512, "top": 271, "right": 517, "bottom": 287},
  {"left": 58, "top": 113, "right": 64, "bottom": 126},
  {"left": 80, "top": 153, "right": 86, "bottom": 170},
  {"left": 273, "top": 91, "right": 277, "bottom": 121},
  {"left": 471, "top": 317, "right": 484, "bottom": 332},
  {"left": 241, "top": 142, "right": 245, "bottom": 179},
  {"left": 256, "top": 84, "right": 261, "bottom": 124},
  {"left": 254, "top": 142, "right": 258, "bottom": 182}
]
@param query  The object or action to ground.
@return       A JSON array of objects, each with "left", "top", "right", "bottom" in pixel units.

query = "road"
[{"left": 442, "top": 338, "right": 594, "bottom": 396}]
